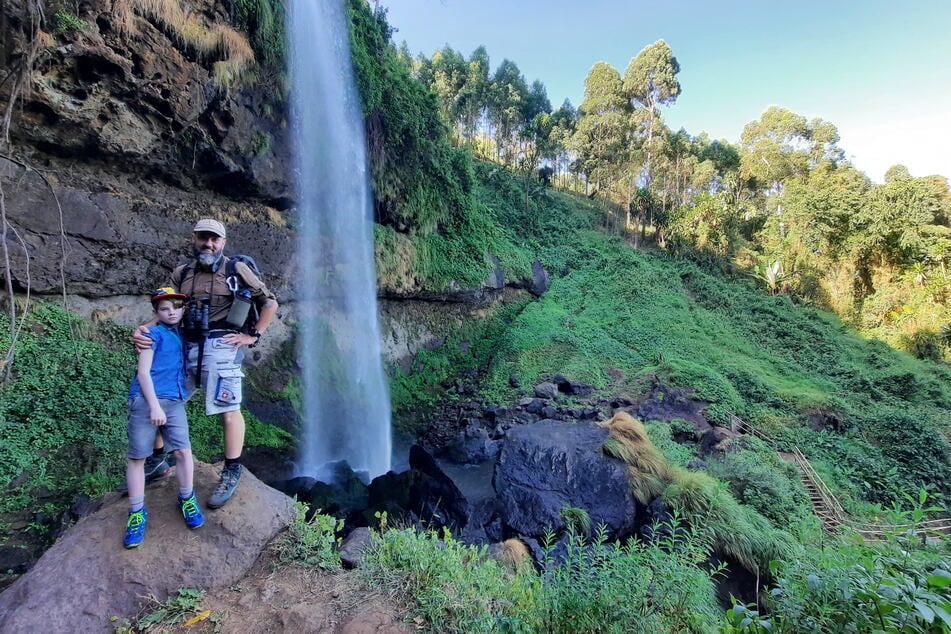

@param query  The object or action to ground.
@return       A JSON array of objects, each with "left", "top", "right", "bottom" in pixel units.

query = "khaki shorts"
[{"left": 187, "top": 334, "right": 245, "bottom": 415}]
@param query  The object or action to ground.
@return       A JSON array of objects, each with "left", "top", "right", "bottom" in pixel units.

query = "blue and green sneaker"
[
  {"left": 123, "top": 507, "right": 148, "bottom": 549},
  {"left": 178, "top": 492, "right": 205, "bottom": 529}
]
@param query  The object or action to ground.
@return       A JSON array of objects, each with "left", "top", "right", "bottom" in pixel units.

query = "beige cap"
[{"left": 193, "top": 218, "right": 227, "bottom": 238}]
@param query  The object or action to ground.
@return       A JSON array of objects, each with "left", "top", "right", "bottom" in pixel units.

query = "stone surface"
[
  {"left": 493, "top": 420, "right": 639, "bottom": 540},
  {"left": 339, "top": 527, "right": 376, "bottom": 570},
  {"left": 0, "top": 461, "right": 295, "bottom": 634}
]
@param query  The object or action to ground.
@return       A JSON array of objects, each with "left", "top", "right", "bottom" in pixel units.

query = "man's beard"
[{"left": 194, "top": 246, "right": 223, "bottom": 267}]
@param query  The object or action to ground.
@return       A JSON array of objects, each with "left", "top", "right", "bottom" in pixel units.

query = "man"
[{"left": 136, "top": 219, "right": 278, "bottom": 509}]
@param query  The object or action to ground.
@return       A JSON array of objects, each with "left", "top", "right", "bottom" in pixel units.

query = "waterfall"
[{"left": 287, "top": 0, "right": 391, "bottom": 482}]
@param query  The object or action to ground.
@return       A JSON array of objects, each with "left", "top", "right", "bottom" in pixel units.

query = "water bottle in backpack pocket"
[{"left": 225, "top": 289, "right": 254, "bottom": 330}]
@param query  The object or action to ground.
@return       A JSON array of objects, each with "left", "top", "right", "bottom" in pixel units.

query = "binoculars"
[{"left": 183, "top": 296, "right": 211, "bottom": 341}]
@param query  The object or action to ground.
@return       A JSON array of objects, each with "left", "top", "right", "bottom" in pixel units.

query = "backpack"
[
  {"left": 179, "top": 254, "right": 263, "bottom": 333},
  {"left": 224, "top": 255, "right": 262, "bottom": 333}
]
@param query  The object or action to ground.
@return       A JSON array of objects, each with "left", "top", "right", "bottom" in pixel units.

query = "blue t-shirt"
[{"left": 129, "top": 323, "right": 187, "bottom": 400}]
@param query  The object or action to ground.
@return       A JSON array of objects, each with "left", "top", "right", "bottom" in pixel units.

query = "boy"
[{"left": 124, "top": 288, "right": 204, "bottom": 548}]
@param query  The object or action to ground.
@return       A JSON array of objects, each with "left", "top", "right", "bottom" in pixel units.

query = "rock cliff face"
[{"left": 1, "top": 0, "right": 293, "bottom": 310}]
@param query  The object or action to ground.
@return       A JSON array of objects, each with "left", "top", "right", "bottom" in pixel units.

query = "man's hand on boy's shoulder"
[{"left": 133, "top": 325, "right": 154, "bottom": 352}]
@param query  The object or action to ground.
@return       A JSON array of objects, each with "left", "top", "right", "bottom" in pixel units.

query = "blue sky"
[{"left": 380, "top": 0, "right": 951, "bottom": 183}]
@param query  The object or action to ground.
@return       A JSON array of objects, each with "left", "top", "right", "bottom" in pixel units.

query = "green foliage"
[
  {"left": 707, "top": 447, "right": 812, "bottom": 527},
  {"left": 0, "top": 302, "right": 132, "bottom": 513},
  {"left": 51, "top": 11, "right": 87, "bottom": 34},
  {"left": 362, "top": 521, "right": 722, "bottom": 633},
  {"left": 226, "top": 0, "right": 285, "bottom": 71},
  {"left": 767, "top": 542, "right": 951, "bottom": 633},
  {"left": 112, "top": 586, "right": 213, "bottom": 632},
  {"left": 363, "top": 526, "right": 540, "bottom": 632},
  {"left": 540, "top": 523, "right": 722, "bottom": 633},
  {"left": 275, "top": 502, "right": 342, "bottom": 570}
]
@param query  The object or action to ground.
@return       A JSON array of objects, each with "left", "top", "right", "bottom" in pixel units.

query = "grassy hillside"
[{"left": 390, "top": 159, "right": 951, "bottom": 511}]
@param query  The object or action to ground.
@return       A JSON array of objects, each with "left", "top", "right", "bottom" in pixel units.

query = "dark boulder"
[
  {"left": 493, "top": 421, "right": 639, "bottom": 541},
  {"left": 529, "top": 259, "right": 550, "bottom": 296},
  {"left": 445, "top": 420, "right": 501, "bottom": 464}
]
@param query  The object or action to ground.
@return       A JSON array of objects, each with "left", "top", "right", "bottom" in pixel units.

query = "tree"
[
  {"left": 569, "top": 62, "right": 627, "bottom": 195},
  {"left": 457, "top": 46, "right": 490, "bottom": 147},
  {"left": 623, "top": 40, "right": 681, "bottom": 190},
  {"left": 488, "top": 59, "right": 529, "bottom": 163}
]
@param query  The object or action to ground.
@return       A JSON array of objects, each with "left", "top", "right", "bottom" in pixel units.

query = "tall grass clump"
[
  {"left": 664, "top": 467, "right": 797, "bottom": 575},
  {"left": 113, "top": 0, "right": 254, "bottom": 86},
  {"left": 599, "top": 412, "right": 671, "bottom": 504},
  {"left": 362, "top": 520, "right": 724, "bottom": 633},
  {"left": 540, "top": 523, "right": 722, "bottom": 633}
]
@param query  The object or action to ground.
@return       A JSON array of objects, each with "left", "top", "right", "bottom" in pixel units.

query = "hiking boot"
[
  {"left": 207, "top": 464, "right": 242, "bottom": 509},
  {"left": 143, "top": 454, "right": 171, "bottom": 484},
  {"left": 178, "top": 492, "right": 205, "bottom": 529},
  {"left": 123, "top": 507, "right": 148, "bottom": 549}
]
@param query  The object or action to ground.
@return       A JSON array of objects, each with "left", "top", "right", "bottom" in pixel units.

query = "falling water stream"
[{"left": 286, "top": 0, "right": 391, "bottom": 482}]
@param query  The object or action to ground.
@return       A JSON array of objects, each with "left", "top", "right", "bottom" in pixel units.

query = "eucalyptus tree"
[
  {"left": 488, "top": 59, "right": 529, "bottom": 163},
  {"left": 429, "top": 46, "right": 469, "bottom": 143},
  {"left": 739, "top": 107, "right": 844, "bottom": 199},
  {"left": 569, "top": 62, "right": 627, "bottom": 197},
  {"left": 457, "top": 46, "right": 490, "bottom": 148},
  {"left": 548, "top": 100, "right": 579, "bottom": 189},
  {"left": 623, "top": 39, "right": 681, "bottom": 196}
]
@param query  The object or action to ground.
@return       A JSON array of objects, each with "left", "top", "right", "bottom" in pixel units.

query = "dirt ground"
[{"left": 158, "top": 544, "right": 415, "bottom": 634}]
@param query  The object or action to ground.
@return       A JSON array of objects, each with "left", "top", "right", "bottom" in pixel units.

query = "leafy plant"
[
  {"left": 51, "top": 11, "right": 87, "bottom": 34},
  {"left": 275, "top": 502, "right": 342, "bottom": 570},
  {"left": 112, "top": 586, "right": 214, "bottom": 633}
]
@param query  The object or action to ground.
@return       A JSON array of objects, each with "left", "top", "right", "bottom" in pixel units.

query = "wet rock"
[
  {"left": 519, "top": 397, "right": 547, "bottom": 414},
  {"left": 699, "top": 427, "right": 741, "bottom": 457},
  {"left": 553, "top": 375, "right": 593, "bottom": 397},
  {"left": 509, "top": 375, "right": 521, "bottom": 388},
  {"left": 445, "top": 421, "right": 501, "bottom": 464},
  {"left": 529, "top": 259, "right": 550, "bottom": 297}
]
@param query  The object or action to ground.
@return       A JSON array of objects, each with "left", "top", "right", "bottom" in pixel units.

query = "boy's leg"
[
  {"left": 126, "top": 459, "right": 146, "bottom": 506},
  {"left": 173, "top": 448, "right": 194, "bottom": 492},
  {"left": 124, "top": 458, "right": 149, "bottom": 548},
  {"left": 126, "top": 396, "right": 157, "bottom": 548},
  {"left": 173, "top": 448, "right": 204, "bottom": 529}
]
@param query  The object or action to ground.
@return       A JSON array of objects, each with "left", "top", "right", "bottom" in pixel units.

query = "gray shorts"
[
  {"left": 187, "top": 334, "right": 245, "bottom": 415},
  {"left": 127, "top": 396, "right": 190, "bottom": 459}
]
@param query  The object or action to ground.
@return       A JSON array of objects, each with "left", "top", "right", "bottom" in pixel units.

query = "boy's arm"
[{"left": 136, "top": 346, "right": 167, "bottom": 426}]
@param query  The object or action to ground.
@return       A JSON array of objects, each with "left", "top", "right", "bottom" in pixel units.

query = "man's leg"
[
  {"left": 222, "top": 409, "right": 245, "bottom": 460},
  {"left": 207, "top": 409, "right": 245, "bottom": 509},
  {"left": 143, "top": 436, "right": 171, "bottom": 483}
]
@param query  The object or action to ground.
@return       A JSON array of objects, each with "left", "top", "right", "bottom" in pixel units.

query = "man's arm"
[
  {"left": 132, "top": 318, "right": 159, "bottom": 352},
  {"left": 224, "top": 298, "right": 277, "bottom": 348}
]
